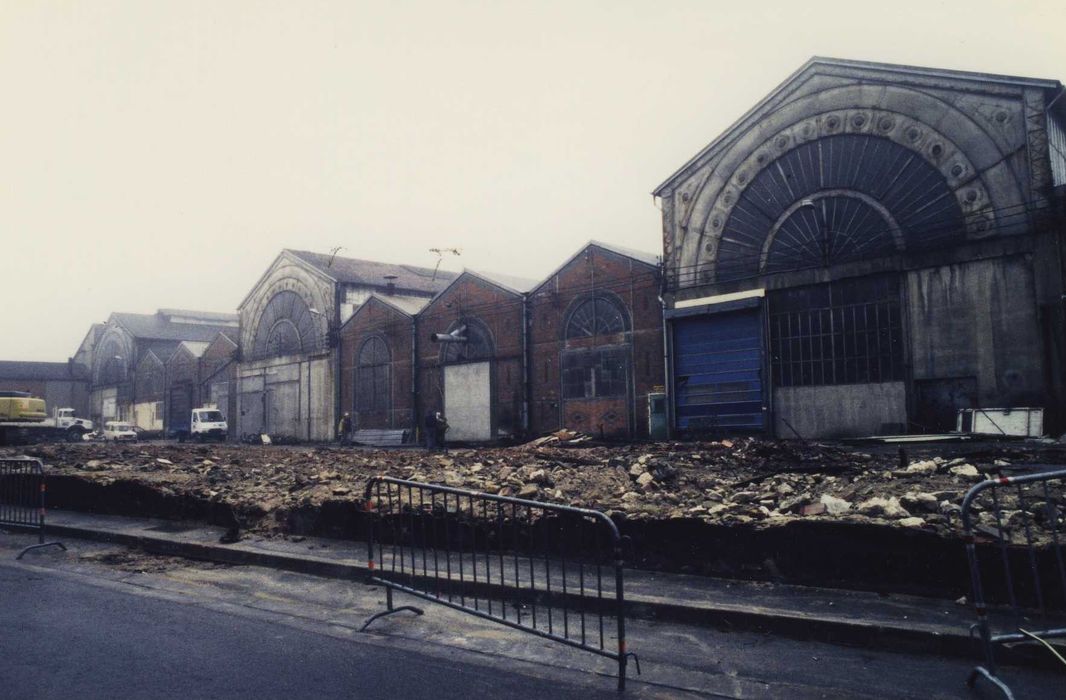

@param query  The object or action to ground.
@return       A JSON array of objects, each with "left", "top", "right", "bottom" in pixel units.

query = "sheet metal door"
[
  {"left": 673, "top": 309, "right": 766, "bottom": 432},
  {"left": 167, "top": 384, "right": 193, "bottom": 433},
  {"left": 266, "top": 381, "right": 301, "bottom": 438},
  {"left": 444, "top": 362, "right": 492, "bottom": 441}
]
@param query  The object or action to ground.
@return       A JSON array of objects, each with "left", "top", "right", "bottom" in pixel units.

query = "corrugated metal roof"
[
  {"left": 286, "top": 249, "right": 459, "bottom": 294},
  {"left": 177, "top": 341, "right": 211, "bottom": 359},
  {"left": 0, "top": 361, "right": 83, "bottom": 381},
  {"left": 157, "top": 308, "right": 238, "bottom": 325},
  {"left": 141, "top": 340, "right": 182, "bottom": 364},
  {"left": 588, "top": 240, "right": 660, "bottom": 268},
  {"left": 465, "top": 269, "right": 540, "bottom": 295},
  {"left": 111, "top": 312, "right": 237, "bottom": 343},
  {"left": 373, "top": 294, "right": 431, "bottom": 315}
]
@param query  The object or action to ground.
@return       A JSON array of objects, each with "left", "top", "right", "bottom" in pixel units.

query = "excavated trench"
[{"left": 44, "top": 472, "right": 1065, "bottom": 605}]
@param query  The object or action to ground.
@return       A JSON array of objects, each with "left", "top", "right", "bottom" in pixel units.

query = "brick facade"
[
  {"left": 529, "top": 244, "right": 663, "bottom": 439},
  {"left": 338, "top": 296, "right": 417, "bottom": 432},
  {"left": 417, "top": 274, "right": 526, "bottom": 440}
]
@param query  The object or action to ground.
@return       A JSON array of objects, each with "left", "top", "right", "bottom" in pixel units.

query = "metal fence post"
[
  {"left": 0, "top": 457, "right": 66, "bottom": 559},
  {"left": 360, "top": 477, "right": 640, "bottom": 690},
  {"left": 960, "top": 468, "right": 1066, "bottom": 699}
]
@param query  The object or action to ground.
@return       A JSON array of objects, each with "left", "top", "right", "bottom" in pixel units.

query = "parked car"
[{"left": 103, "top": 421, "right": 138, "bottom": 442}]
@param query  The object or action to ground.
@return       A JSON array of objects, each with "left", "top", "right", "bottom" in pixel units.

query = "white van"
[{"left": 103, "top": 421, "right": 138, "bottom": 442}]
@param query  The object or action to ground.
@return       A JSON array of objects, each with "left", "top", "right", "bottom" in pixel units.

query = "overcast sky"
[{"left": 2, "top": 0, "right": 1063, "bottom": 361}]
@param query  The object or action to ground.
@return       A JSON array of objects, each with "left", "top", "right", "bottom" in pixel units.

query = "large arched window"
[
  {"left": 440, "top": 319, "right": 494, "bottom": 364},
  {"left": 565, "top": 296, "right": 628, "bottom": 339},
  {"left": 561, "top": 296, "right": 630, "bottom": 399},
  {"left": 355, "top": 336, "right": 390, "bottom": 412},
  {"left": 100, "top": 355, "right": 127, "bottom": 384},
  {"left": 251, "top": 291, "right": 318, "bottom": 358},
  {"left": 94, "top": 335, "right": 129, "bottom": 385}
]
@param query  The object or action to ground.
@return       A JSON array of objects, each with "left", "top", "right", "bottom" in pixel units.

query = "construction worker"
[{"left": 337, "top": 412, "right": 352, "bottom": 446}]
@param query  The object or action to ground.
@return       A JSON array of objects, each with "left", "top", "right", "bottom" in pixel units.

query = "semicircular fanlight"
[
  {"left": 252, "top": 291, "right": 317, "bottom": 358},
  {"left": 565, "top": 296, "right": 628, "bottom": 339},
  {"left": 716, "top": 134, "right": 965, "bottom": 281}
]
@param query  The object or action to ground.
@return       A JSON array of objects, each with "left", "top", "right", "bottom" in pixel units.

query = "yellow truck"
[
  {"left": 0, "top": 390, "right": 47, "bottom": 421},
  {"left": 0, "top": 390, "right": 93, "bottom": 444}
]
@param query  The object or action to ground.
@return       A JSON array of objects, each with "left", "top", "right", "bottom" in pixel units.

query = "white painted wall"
[{"left": 444, "top": 362, "right": 492, "bottom": 441}]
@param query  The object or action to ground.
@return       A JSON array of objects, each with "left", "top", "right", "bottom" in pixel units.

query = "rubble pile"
[{"left": 5, "top": 438, "right": 1062, "bottom": 541}]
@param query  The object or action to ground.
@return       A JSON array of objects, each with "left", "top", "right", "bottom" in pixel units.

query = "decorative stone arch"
[
  {"left": 93, "top": 328, "right": 133, "bottom": 385},
  {"left": 243, "top": 275, "right": 330, "bottom": 359},
  {"left": 676, "top": 83, "right": 1031, "bottom": 280}
]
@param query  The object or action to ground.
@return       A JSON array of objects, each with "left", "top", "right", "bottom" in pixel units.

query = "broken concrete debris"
[{"left": 6, "top": 437, "right": 1062, "bottom": 543}]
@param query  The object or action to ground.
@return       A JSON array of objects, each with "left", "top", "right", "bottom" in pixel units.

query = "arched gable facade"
[
  {"left": 657, "top": 59, "right": 1066, "bottom": 438},
  {"left": 235, "top": 252, "right": 336, "bottom": 441}
]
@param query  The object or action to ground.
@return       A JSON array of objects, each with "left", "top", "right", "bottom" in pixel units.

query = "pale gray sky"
[{"left": 2, "top": 0, "right": 1063, "bottom": 360}]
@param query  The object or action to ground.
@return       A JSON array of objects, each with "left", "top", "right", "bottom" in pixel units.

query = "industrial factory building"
[
  {"left": 417, "top": 270, "right": 537, "bottom": 442},
  {"left": 338, "top": 294, "right": 427, "bottom": 435},
  {"left": 654, "top": 57, "right": 1066, "bottom": 439},
  {"left": 528, "top": 242, "right": 664, "bottom": 440},
  {"left": 87, "top": 309, "right": 239, "bottom": 426},
  {"left": 336, "top": 244, "right": 666, "bottom": 444},
  {"left": 234, "top": 249, "right": 456, "bottom": 441},
  {"left": 44, "top": 56, "right": 1066, "bottom": 444}
]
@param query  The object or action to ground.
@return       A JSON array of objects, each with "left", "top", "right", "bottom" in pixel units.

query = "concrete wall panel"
[
  {"left": 907, "top": 256, "right": 1045, "bottom": 407},
  {"left": 774, "top": 382, "right": 906, "bottom": 438},
  {"left": 444, "top": 362, "right": 492, "bottom": 441}
]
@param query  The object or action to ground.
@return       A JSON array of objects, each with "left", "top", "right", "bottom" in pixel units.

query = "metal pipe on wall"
[
  {"left": 521, "top": 292, "right": 531, "bottom": 435},
  {"left": 411, "top": 313, "right": 420, "bottom": 443}
]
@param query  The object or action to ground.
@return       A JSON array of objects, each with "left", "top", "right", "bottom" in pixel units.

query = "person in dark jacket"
[
  {"left": 434, "top": 411, "right": 449, "bottom": 452},
  {"left": 424, "top": 410, "right": 439, "bottom": 450}
]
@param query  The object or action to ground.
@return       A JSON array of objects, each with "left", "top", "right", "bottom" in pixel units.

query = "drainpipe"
[
  {"left": 411, "top": 312, "right": 420, "bottom": 443},
  {"left": 521, "top": 292, "right": 531, "bottom": 436},
  {"left": 658, "top": 260, "right": 674, "bottom": 439},
  {"left": 332, "top": 285, "right": 343, "bottom": 443}
]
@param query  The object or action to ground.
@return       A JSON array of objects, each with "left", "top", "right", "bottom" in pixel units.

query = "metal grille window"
[
  {"left": 769, "top": 276, "right": 903, "bottom": 387},
  {"left": 565, "top": 297, "right": 627, "bottom": 338},
  {"left": 561, "top": 347, "right": 628, "bottom": 399},
  {"left": 355, "top": 336, "right": 390, "bottom": 412}
]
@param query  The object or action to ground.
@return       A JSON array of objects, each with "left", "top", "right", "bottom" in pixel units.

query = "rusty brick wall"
[
  {"left": 338, "top": 298, "right": 415, "bottom": 431},
  {"left": 529, "top": 245, "right": 663, "bottom": 439},
  {"left": 417, "top": 275, "right": 525, "bottom": 438}
]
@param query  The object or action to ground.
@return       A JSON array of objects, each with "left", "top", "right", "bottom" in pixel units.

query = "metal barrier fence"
[
  {"left": 961, "top": 467, "right": 1066, "bottom": 699},
  {"left": 361, "top": 476, "right": 639, "bottom": 690},
  {"left": 0, "top": 457, "right": 66, "bottom": 559}
]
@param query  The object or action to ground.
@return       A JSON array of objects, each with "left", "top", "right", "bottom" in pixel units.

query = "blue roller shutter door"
[{"left": 673, "top": 309, "right": 766, "bottom": 432}]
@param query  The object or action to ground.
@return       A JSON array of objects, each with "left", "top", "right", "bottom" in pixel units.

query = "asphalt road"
[{"left": 0, "top": 563, "right": 616, "bottom": 699}]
